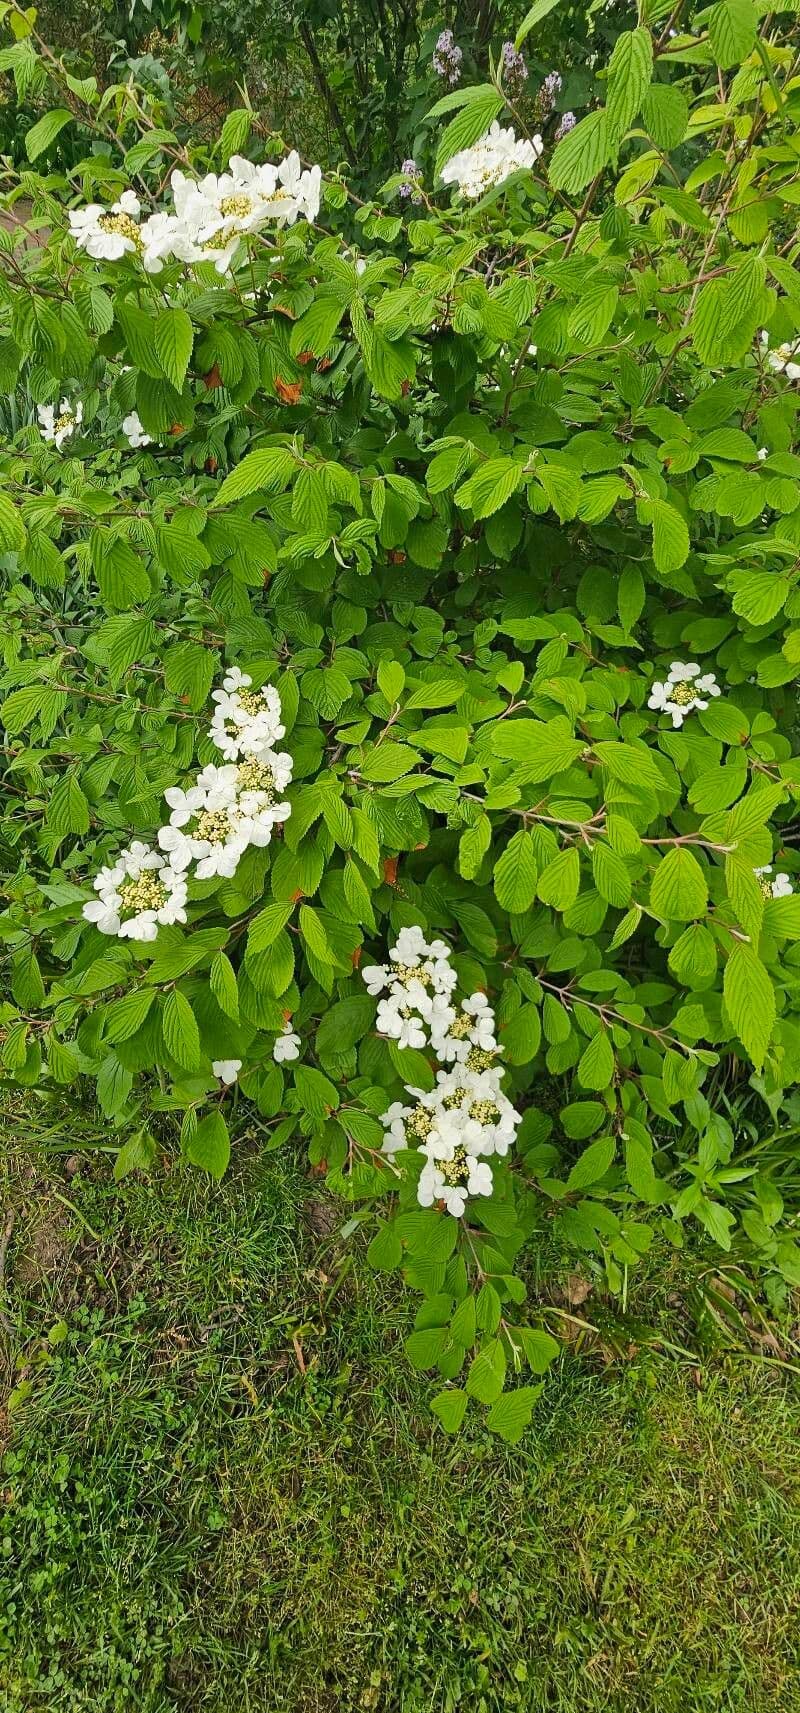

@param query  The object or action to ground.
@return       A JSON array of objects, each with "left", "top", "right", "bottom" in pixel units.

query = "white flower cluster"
[
  {"left": 123, "top": 411, "right": 151, "bottom": 448},
  {"left": 363, "top": 928, "right": 521, "bottom": 1217},
  {"left": 68, "top": 153, "right": 322, "bottom": 278},
  {"left": 440, "top": 122, "right": 543, "bottom": 200},
  {"left": 754, "top": 865, "right": 794, "bottom": 900},
  {"left": 37, "top": 397, "right": 83, "bottom": 450},
  {"left": 648, "top": 660, "right": 721, "bottom": 728},
  {"left": 760, "top": 330, "right": 800, "bottom": 383},
  {"left": 83, "top": 667, "right": 292, "bottom": 939}
]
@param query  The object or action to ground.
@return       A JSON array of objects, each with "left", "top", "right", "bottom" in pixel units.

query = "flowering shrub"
[{"left": 3, "top": 1, "right": 800, "bottom": 1438}]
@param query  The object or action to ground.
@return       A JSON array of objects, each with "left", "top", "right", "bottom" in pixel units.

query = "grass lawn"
[{"left": 2, "top": 1123, "right": 800, "bottom": 1713}]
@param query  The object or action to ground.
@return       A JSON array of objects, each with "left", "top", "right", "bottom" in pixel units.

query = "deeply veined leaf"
[
  {"left": 723, "top": 942, "right": 775, "bottom": 1070},
  {"left": 215, "top": 447, "right": 296, "bottom": 504},
  {"left": 650, "top": 847, "right": 709, "bottom": 923},
  {"left": 154, "top": 307, "right": 194, "bottom": 390},
  {"left": 25, "top": 107, "right": 71, "bottom": 160},
  {"left": 515, "top": 0, "right": 561, "bottom": 49},
  {"left": 605, "top": 28, "right": 653, "bottom": 140},
  {"left": 162, "top": 989, "right": 201, "bottom": 1070},
  {"left": 549, "top": 110, "right": 615, "bottom": 195},
  {"left": 493, "top": 830, "right": 538, "bottom": 912},
  {"left": 708, "top": 0, "right": 757, "bottom": 68}
]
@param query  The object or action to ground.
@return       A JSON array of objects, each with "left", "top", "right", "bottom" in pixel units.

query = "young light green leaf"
[{"left": 724, "top": 942, "right": 775, "bottom": 1070}]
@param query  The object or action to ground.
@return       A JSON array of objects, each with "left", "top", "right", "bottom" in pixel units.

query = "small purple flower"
[
  {"left": 554, "top": 110, "right": 576, "bottom": 142},
  {"left": 399, "top": 157, "right": 422, "bottom": 203},
  {"left": 433, "top": 27, "right": 462, "bottom": 85},
  {"left": 501, "top": 41, "right": 528, "bottom": 100},
  {"left": 537, "top": 70, "right": 563, "bottom": 120}
]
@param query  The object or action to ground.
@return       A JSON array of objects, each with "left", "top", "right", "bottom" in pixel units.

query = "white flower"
[
  {"left": 757, "top": 447, "right": 768, "bottom": 460},
  {"left": 69, "top": 190, "right": 142, "bottom": 260},
  {"left": 754, "top": 865, "right": 793, "bottom": 900},
  {"left": 38, "top": 398, "right": 83, "bottom": 451},
  {"left": 139, "top": 209, "right": 199, "bottom": 274},
  {"left": 213, "top": 1058, "right": 242, "bottom": 1084},
  {"left": 157, "top": 744, "right": 292, "bottom": 883},
  {"left": 648, "top": 660, "right": 721, "bottom": 728},
  {"left": 273, "top": 1023, "right": 301, "bottom": 1062},
  {"left": 370, "top": 932, "right": 522, "bottom": 1211},
  {"left": 366, "top": 928, "right": 459, "bottom": 1051},
  {"left": 82, "top": 840, "right": 187, "bottom": 940},
  {"left": 440, "top": 122, "right": 543, "bottom": 199},
  {"left": 433, "top": 992, "right": 498, "bottom": 1062},
  {"left": 273, "top": 150, "right": 322, "bottom": 224},
  {"left": 417, "top": 1146, "right": 494, "bottom": 1218},
  {"left": 760, "top": 330, "right": 800, "bottom": 384},
  {"left": 209, "top": 671, "right": 285, "bottom": 761},
  {"left": 123, "top": 411, "right": 151, "bottom": 448},
  {"left": 375, "top": 997, "right": 428, "bottom": 1050}
]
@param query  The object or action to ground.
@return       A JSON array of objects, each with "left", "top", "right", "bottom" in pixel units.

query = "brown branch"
[{"left": 298, "top": 21, "right": 358, "bottom": 170}]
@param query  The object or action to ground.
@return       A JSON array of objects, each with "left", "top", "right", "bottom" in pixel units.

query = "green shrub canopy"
[{"left": 3, "top": 0, "right": 800, "bottom": 1437}]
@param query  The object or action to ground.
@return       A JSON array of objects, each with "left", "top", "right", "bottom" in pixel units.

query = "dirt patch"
[{"left": 0, "top": 198, "right": 49, "bottom": 247}]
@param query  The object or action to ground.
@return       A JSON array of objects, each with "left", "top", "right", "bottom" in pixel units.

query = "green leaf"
[
  {"left": 517, "top": 1327, "right": 560, "bottom": 1372},
  {"left": 405, "top": 1326, "right": 449, "bottom": 1370},
  {"left": 210, "top": 951, "right": 239, "bottom": 1021},
  {"left": 731, "top": 572, "right": 789, "bottom": 627},
  {"left": 486, "top": 1385, "right": 542, "bottom": 1444},
  {"left": 645, "top": 499, "right": 690, "bottom": 573},
  {"left": 96, "top": 1055, "right": 132, "bottom": 1119},
  {"left": 567, "top": 284, "right": 619, "bottom": 349},
  {"left": 2, "top": 685, "right": 66, "bottom": 736},
  {"left": 709, "top": 0, "right": 757, "bottom": 68},
  {"left": 187, "top": 1110, "right": 231, "bottom": 1179},
  {"left": 115, "top": 301, "right": 163, "bottom": 379},
  {"left": 549, "top": 110, "right": 614, "bottom": 196},
  {"left": 515, "top": 0, "right": 561, "bottom": 49},
  {"left": 294, "top": 1063, "right": 339, "bottom": 1116},
  {"left": 105, "top": 989, "right": 155, "bottom": 1044},
  {"left": 248, "top": 900, "right": 295, "bottom": 954},
  {"left": 455, "top": 457, "right": 526, "bottom": 520},
  {"left": 501, "top": 1003, "right": 542, "bottom": 1066},
  {"left": 289, "top": 296, "right": 346, "bottom": 357},
  {"left": 162, "top": 988, "right": 201, "bottom": 1070},
  {"left": 606, "top": 28, "right": 653, "bottom": 140},
  {"left": 567, "top": 1133, "right": 616, "bottom": 1194},
  {"left": 123, "top": 128, "right": 179, "bottom": 173},
  {"left": 493, "top": 829, "right": 538, "bottom": 913},
  {"left": 723, "top": 942, "right": 775, "bottom": 1070},
  {"left": 360, "top": 743, "right": 416, "bottom": 783},
  {"left": 459, "top": 814, "right": 491, "bottom": 880},
  {"left": 650, "top": 847, "right": 709, "bottom": 923},
  {"left": 163, "top": 641, "right": 216, "bottom": 711},
  {"left": 215, "top": 447, "right": 296, "bottom": 505},
  {"left": 641, "top": 84, "right": 688, "bottom": 149},
  {"left": 430, "top": 1389, "right": 469, "bottom": 1433},
  {"left": 465, "top": 1338, "right": 506, "bottom": 1403},
  {"left": 435, "top": 89, "right": 504, "bottom": 178},
  {"left": 153, "top": 308, "right": 194, "bottom": 390},
  {"left": 591, "top": 842, "right": 631, "bottom": 908},
  {"left": 219, "top": 107, "right": 252, "bottom": 163},
  {"left": 316, "top": 995, "right": 375, "bottom": 1059},
  {"left": 367, "top": 1221, "right": 403, "bottom": 1271},
  {"left": 47, "top": 772, "right": 89, "bottom": 839},
  {"left": 25, "top": 107, "right": 71, "bottom": 161},
  {"left": 0, "top": 493, "right": 26, "bottom": 554},
  {"left": 576, "top": 1032, "right": 615, "bottom": 1094},
  {"left": 537, "top": 846, "right": 580, "bottom": 911},
  {"left": 763, "top": 895, "right": 800, "bottom": 939},
  {"left": 114, "top": 1128, "right": 157, "bottom": 1181}
]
